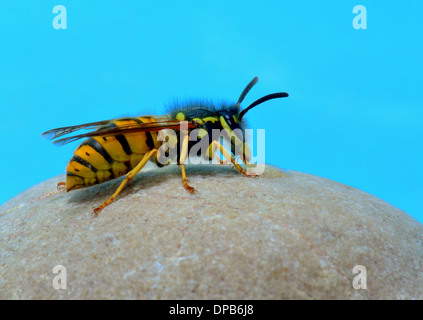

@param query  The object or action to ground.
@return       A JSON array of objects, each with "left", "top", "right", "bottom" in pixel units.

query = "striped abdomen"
[{"left": 65, "top": 117, "right": 161, "bottom": 191}]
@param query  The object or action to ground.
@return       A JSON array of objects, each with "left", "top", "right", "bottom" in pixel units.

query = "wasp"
[{"left": 42, "top": 77, "right": 288, "bottom": 215}]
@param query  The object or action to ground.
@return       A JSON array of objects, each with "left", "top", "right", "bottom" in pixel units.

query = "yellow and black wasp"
[{"left": 42, "top": 77, "right": 288, "bottom": 215}]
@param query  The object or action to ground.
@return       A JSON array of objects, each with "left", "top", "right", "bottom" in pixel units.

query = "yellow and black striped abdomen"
[{"left": 65, "top": 117, "right": 161, "bottom": 191}]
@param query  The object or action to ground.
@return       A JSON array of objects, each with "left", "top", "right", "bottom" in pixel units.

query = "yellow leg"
[
  {"left": 57, "top": 181, "right": 66, "bottom": 192},
  {"left": 179, "top": 133, "right": 196, "bottom": 193},
  {"left": 180, "top": 165, "right": 196, "bottom": 193},
  {"left": 93, "top": 149, "right": 158, "bottom": 216},
  {"left": 209, "top": 141, "right": 257, "bottom": 177},
  {"left": 213, "top": 153, "right": 230, "bottom": 165}
]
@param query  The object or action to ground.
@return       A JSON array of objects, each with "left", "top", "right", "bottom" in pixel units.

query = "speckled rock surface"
[{"left": 1, "top": 164, "right": 422, "bottom": 299}]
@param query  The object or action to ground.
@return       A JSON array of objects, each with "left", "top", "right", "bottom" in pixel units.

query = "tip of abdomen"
[{"left": 66, "top": 173, "right": 87, "bottom": 192}]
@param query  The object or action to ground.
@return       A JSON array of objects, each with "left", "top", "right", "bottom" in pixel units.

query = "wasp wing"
[
  {"left": 41, "top": 119, "right": 120, "bottom": 140},
  {"left": 44, "top": 118, "right": 197, "bottom": 146},
  {"left": 41, "top": 115, "right": 172, "bottom": 140}
]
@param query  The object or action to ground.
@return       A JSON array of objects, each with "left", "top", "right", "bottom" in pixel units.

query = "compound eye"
[{"left": 225, "top": 114, "right": 232, "bottom": 125}]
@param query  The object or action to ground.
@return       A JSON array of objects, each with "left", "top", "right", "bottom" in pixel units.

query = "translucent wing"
[
  {"left": 42, "top": 116, "right": 197, "bottom": 146},
  {"left": 41, "top": 119, "right": 116, "bottom": 140}
]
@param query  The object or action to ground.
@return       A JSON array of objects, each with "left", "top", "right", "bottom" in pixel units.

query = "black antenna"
[
  {"left": 237, "top": 76, "right": 259, "bottom": 105},
  {"left": 239, "top": 93, "right": 289, "bottom": 120}
]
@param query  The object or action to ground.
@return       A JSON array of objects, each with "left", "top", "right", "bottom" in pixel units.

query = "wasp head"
[
  {"left": 218, "top": 77, "right": 289, "bottom": 163},
  {"left": 217, "top": 105, "right": 250, "bottom": 162}
]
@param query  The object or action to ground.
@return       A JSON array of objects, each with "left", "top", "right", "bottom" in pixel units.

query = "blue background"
[{"left": 0, "top": 1, "right": 422, "bottom": 222}]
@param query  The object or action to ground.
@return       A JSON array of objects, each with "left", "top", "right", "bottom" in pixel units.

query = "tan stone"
[{"left": 1, "top": 164, "right": 422, "bottom": 299}]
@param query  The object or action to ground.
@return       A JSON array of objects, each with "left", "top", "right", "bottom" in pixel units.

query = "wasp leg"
[
  {"left": 57, "top": 182, "right": 66, "bottom": 191},
  {"left": 179, "top": 133, "right": 196, "bottom": 193},
  {"left": 208, "top": 141, "right": 258, "bottom": 177},
  {"left": 93, "top": 149, "right": 158, "bottom": 216},
  {"left": 213, "top": 153, "right": 230, "bottom": 165},
  {"left": 180, "top": 165, "right": 196, "bottom": 193}
]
